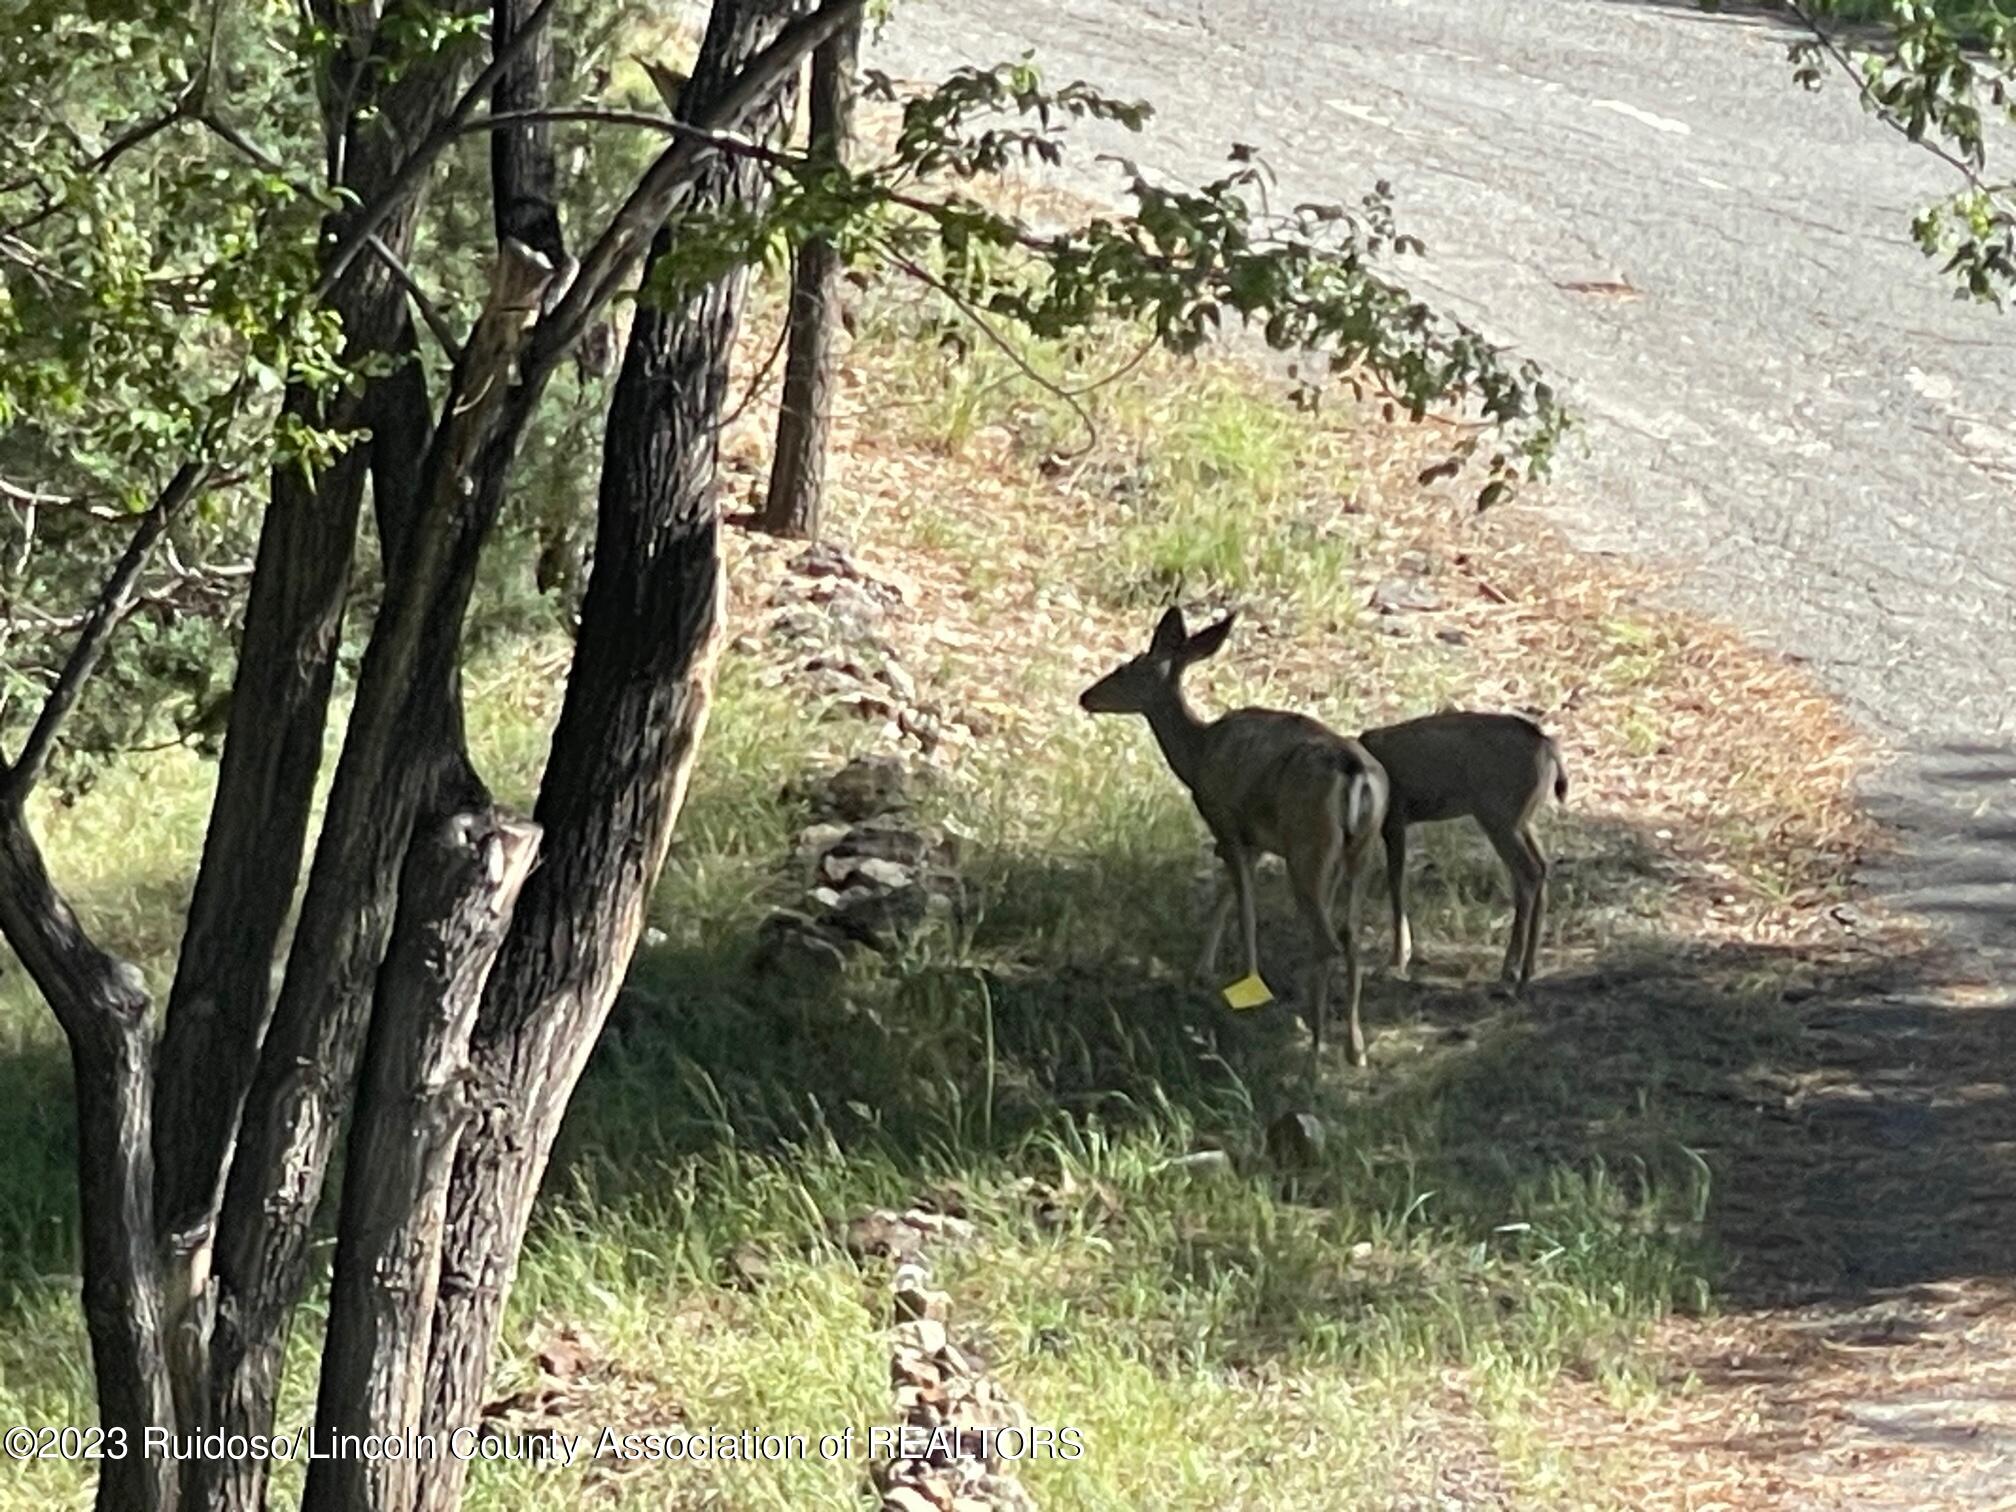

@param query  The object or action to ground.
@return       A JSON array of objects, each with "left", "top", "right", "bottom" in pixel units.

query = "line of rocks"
[
  {"left": 850, "top": 1220, "right": 1036, "bottom": 1512},
  {"left": 742, "top": 540, "right": 994, "bottom": 760},
  {"left": 754, "top": 754, "right": 966, "bottom": 983}
]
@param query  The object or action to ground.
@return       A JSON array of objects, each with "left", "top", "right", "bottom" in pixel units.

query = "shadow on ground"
[
  {"left": 1861, "top": 740, "right": 2016, "bottom": 959},
  {"left": 567, "top": 796, "right": 2016, "bottom": 1317}
]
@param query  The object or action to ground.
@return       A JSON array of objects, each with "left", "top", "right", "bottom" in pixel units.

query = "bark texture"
[
  {"left": 414, "top": 6, "right": 810, "bottom": 1505},
  {"left": 304, "top": 812, "right": 540, "bottom": 1512},
  {"left": 153, "top": 2, "right": 481, "bottom": 1312},
  {"left": 0, "top": 801, "right": 177, "bottom": 1512},
  {"left": 191, "top": 241, "right": 556, "bottom": 1512}
]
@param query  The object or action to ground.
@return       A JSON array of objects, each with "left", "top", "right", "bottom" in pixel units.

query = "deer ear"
[
  {"left": 1182, "top": 613, "right": 1236, "bottom": 664},
  {"left": 1150, "top": 606, "right": 1189, "bottom": 656}
]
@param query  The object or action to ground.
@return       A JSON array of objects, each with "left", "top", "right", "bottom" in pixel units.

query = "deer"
[
  {"left": 1079, "top": 608, "right": 1391, "bottom": 1067},
  {"left": 1354, "top": 712, "right": 1568, "bottom": 994}
]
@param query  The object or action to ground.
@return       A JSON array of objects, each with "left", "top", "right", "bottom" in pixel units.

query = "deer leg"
[
  {"left": 1382, "top": 811, "right": 1412, "bottom": 978},
  {"left": 1228, "top": 843, "right": 1262, "bottom": 983},
  {"left": 1484, "top": 823, "right": 1536, "bottom": 994},
  {"left": 1517, "top": 823, "right": 1550, "bottom": 988},
  {"left": 1195, "top": 875, "right": 1235, "bottom": 984},
  {"left": 1342, "top": 844, "right": 1370, "bottom": 1065},
  {"left": 1292, "top": 842, "right": 1349, "bottom": 1071}
]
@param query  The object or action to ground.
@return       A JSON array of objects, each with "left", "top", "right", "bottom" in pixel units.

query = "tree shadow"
[
  {"left": 558, "top": 795, "right": 2016, "bottom": 1327},
  {"left": 1860, "top": 740, "right": 2016, "bottom": 958},
  {"left": 0, "top": 1022, "right": 81, "bottom": 1311}
]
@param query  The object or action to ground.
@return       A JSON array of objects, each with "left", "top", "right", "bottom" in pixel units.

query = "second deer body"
[
  {"left": 1080, "top": 609, "right": 1390, "bottom": 1066},
  {"left": 1357, "top": 711, "right": 1567, "bottom": 992}
]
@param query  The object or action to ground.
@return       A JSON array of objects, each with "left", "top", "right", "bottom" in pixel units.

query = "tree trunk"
[
  {"left": 303, "top": 811, "right": 540, "bottom": 1512},
  {"left": 188, "top": 242, "right": 558, "bottom": 1512},
  {"left": 0, "top": 802, "right": 177, "bottom": 1512},
  {"left": 758, "top": 14, "right": 858, "bottom": 539},
  {"left": 152, "top": 15, "right": 480, "bottom": 1344},
  {"left": 413, "top": 6, "right": 807, "bottom": 1506}
]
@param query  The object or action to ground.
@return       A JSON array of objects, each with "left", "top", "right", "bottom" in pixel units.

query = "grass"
[{"left": 0, "top": 259, "right": 1885, "bottom": 1509}]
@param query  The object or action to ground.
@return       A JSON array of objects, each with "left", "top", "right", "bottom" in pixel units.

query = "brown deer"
[
  {"left": 1355, "top": 712, "right": 1568, "bottom": 993},
  {"left": 1080, "top": 608, "right": 1390, "bottom": 1067}
]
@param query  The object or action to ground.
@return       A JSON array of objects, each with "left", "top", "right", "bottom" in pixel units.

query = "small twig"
[
  {"left": 1, "top": 462, "right": 211, "bottom": 801},
  {"left": 533, "top": 0, "right": 869, "bottom": 371},
  {"left": 1785, "top": 0, "right": 2005, "bottom": 192},
  {"left": 196, "top": 110, "right": 284, "bottom": 175},
  {"left": 10, "top": 498, "right": 33, "bottom": 577},
  {"left": 879, "top": 240, "right": 1100, "bottom": 459},
  {"left": 0, "top": 101, "right": 191, "bottom": 239},
  {"left": 365, "top": 234, "right": 465, "bottom": 362},
  {"left": 0, "top": 477, "right": 73, "bottom": 507},
  {"left": 713, "top": 266, "right": 796, "bottom": 434}
]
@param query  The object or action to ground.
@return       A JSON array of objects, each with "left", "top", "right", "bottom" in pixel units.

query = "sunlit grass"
[{"left": 0, "top": 282, "right": 1824, "bottom": 1511}]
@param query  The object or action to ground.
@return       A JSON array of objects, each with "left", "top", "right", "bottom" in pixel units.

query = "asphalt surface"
[{"left": 873, "top": 0, "right": 2016, "bottom": 966}]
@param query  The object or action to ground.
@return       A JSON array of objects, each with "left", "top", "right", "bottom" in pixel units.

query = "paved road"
[{"left": 874, "top": 0, "right": 2016, "bottom": 961}]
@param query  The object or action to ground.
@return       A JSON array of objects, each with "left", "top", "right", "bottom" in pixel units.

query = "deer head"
[{"left": 1079, "top": 606, "right": 1236, "bottom": 714}]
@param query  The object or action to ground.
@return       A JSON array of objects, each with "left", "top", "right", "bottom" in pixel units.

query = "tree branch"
[
  {"left": 527, "top": 0, "right": 868, "bottom": 374},
  {"left": 367, "top": 234, "right": 465, "bottom": 362},
  {"left": 0, "top": 806, "right": 176, "bottom": 1512},
  {"left": 1784, "top": 1, "right": 1995, "bottom": 187},
  {"left": 314, "top": 0, "right": 563, "bottom": 300},
  {"left": 0, "top": 462, "right": 209, "bottom": 803}
]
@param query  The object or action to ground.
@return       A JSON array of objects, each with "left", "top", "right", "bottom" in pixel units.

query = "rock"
[
  {"left": 898, "top": 1317, "right": 949, "bottom": 1357},
  {"left": 751, "top": 910, "right": 850, "bottom": 983},
  {"left": 936, "top": 1341, "right": 974, "bottom": 1378},
  {"left": 770, "top": 605, "right": 826, "bottom": 642},
  {"left": 895, "top": 1285, "right": 952, "bottom": 1325},
  {"left": 892, "top": 1351, "right": 946, "bottom": 1391},
  {"left": 790, "top": 540, "right": 859, "bottom": 580},
  {"left": 825, "top": 879, "right": 932, "bottom": 949},
  {"left": 824, "top": 688, "right": 901, "bottom": 724},
  {"left": 1265, "top": 1111, "right": 1328, "bottom": 1169},
  {"left": 534, "top": 1329, "right": 594, "bottom": 1381},
  {"left": 817, "top": 579, "right": 887, "bottom": 638},
  {"left": 1370, "top": 575, "right": 1443, "bottom": 615},
  {"left": 793, "top": 821, "right": 851, "bottom": 868},
  {"left": 821, "top": 853, "right": 918, "bottom": 893},
  {"left": 1397, "top": 547, "right": 1441, "bottom": 576},
  {"left": 830, "top": 815, "right": 960, "bottom": 870},
  {"left": 900, "top": 1210, "right": 976, "bottom": 1243},
  {"left": 898, "top": 707, "right": 941, "bottom": 752},
  {"left": 815, "top": 754, "right": 912, "bottom": 821},
  {"left": 845, "top": 1210, "right": 924, "bottom": 1263},
  {"left": 876, "top": 658, "right": 918, "bottom": 703}
]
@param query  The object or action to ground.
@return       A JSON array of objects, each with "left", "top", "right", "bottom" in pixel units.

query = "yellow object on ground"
[{"left": 1222, "top": 972, "right": 1273, "bottom": 1010}]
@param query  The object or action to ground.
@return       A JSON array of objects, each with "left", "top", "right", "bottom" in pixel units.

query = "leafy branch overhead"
[
  {"left": 1, "top": 8, "right": 1564, "bottom": 796},
  {"left": 648, "top": 56, "right": 1568, "bottom": 506},
  {"left": 1761, "top": 0, "right": 2016, "bottom": 301}
]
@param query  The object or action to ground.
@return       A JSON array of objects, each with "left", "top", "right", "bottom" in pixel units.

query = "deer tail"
[
  {"left": 1546, "top": 737, "right": 1569, "bottom": 803},
  {"left": 1335, "top": 760, "right": 1376, "bottom": 840}
]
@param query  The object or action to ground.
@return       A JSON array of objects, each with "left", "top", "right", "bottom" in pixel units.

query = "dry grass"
[{"left": 710, "top": 269, "right": 1876, "bottom": 965}]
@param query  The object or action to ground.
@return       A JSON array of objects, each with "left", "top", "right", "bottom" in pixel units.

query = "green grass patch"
[{"left": 0, "top": 285, "right": 1818, "bottom": 1510}]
